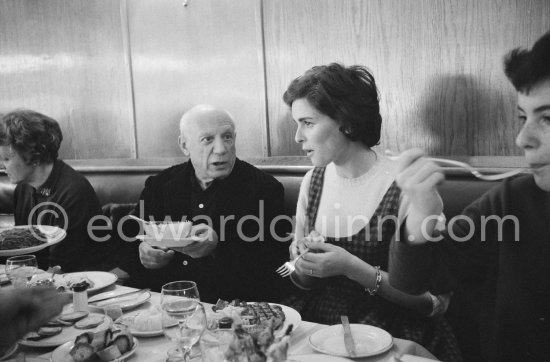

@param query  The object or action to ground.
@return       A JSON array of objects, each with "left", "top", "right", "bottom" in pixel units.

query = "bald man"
[{"left": 118, "top": 105, "right": 292, "bottom": 303}]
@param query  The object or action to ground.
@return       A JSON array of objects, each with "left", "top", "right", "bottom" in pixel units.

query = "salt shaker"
[{"left": 72, "top": 281, "right": 89, "bottom": 312}]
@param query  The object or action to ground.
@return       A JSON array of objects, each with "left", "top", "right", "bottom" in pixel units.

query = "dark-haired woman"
[
  {"left": 283, "top": 64, "right": 461, "bottom": 360},
  {"left": 0, "top": 109, "right": 105, "bottom": 272}
]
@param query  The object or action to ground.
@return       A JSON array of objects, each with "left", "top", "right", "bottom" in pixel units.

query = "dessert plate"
[{"left": 309, "top": 324, "right": 393, "bottom": 358}]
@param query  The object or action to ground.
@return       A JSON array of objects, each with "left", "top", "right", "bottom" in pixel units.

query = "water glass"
[
  {"left": 161, "top": 281, "right": 206, "bottom": 362},
  {"left": 6, "top": 255, "right": 37, "bottom": 288}
]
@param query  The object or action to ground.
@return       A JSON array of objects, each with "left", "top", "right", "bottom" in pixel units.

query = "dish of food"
[
  {"left": 51, "top": 330, "right": 138, "bottom": 362},
  {"left": 30, "top": 271, "right": 117, "bottom": 293},
  {"left": 309, "top": 324, "right": 393, "bottom": 358},
  {"left": 207, "top": 301, "right": 301, "bottom": 338},
  {"left": 0, "top": 225, "right": 66, "bottom": 256},
  {"left": 19, "top": 313, "right": 112, "bottom": 348},
  {"left": 117, "top": 307, "right": 164, "bottom": 338},
  {"left": 135, "top": 234, "right": 199, "bottom": 248}
]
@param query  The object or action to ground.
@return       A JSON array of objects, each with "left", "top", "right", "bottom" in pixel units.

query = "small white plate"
[
  {"left": 51, "top": 337, "right": 139, "bottom": 362},
  {"left": 135, "top": 234, "right": 199, "bottom": 248},
  {"left": 91, "top": 291, "right": 151, "bottom": 311},
  {"left": 309, "top": 324, "right": 393, "bottom": 358},
  {"left": 288, "top": 354, "right": 352, "bottom": 362},
  {"left": 31, "top": 271, "right": 118, "bottom": 293},
  {"left": 19, "top": 313, "right": 112, "bottom": 348},
  {"left": 0, "top": 225, "right": 66, "bottom": 257}
]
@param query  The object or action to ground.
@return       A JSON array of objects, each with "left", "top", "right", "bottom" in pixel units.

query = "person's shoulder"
[
  {"left": 484, "top": 173, "right": 535, "bottom": 197},
  {"left": 233, "top": 159, "right": 281, "bottom": 186},
  {"left": 56, "top": 160, "right": 94, "bottom": 190},
  {"left": 145, "top": 162, "right": 188, "bottom": 186}
]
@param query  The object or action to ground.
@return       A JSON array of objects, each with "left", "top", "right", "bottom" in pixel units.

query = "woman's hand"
[
  {"left": 394, "top": 148, "right": 445, "bottom": 243},
  {"left": 295, "top": 241, "right": 355, "bottom": 278}
]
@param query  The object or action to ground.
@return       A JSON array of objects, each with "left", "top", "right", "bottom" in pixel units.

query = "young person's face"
[
  {"left": 515, "top": 79, "right": 550, "bottom": 191},
  {"left": 292, "top": 98, "right": 349, "bottom": 167}
]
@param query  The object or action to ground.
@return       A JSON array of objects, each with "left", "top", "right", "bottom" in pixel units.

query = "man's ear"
[{"left": 178, "top": 135, "right": 190, "bottom": 157}]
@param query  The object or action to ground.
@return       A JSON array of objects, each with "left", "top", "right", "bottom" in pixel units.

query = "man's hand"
[
  {"left": 0, "top": 287, "right": 70, "bottom": 349},
  {"left": 173, "top": 224, "right": 218, "bottom": 258},
  {"left": 395, "top": 148, "right": 445, "bottom": 243},
  {"left": 139, "top": 241, "right": 175, "bottom": 269}
]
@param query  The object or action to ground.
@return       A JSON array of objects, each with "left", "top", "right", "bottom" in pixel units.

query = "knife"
[
  {"left": 341, "top": 315, "right": 357, "bottom": 358},
  {"left": 88, "top": 288, "right": 150, "bottom": 304}
]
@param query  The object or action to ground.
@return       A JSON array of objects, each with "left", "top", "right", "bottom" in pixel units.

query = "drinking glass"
[
  {"left": 6, "top": 255, "right": 37, "bottom": 288},
  {"left": 161, "top": 281, "right": 206, "bottom": 362}
]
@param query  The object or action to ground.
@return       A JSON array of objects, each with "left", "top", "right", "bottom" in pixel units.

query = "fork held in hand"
[
  {"left": 276, "top": 251, "right": 308, "bottom": 277},
  {"left": 386, "top": 151, "right": 527, "bottom": 181}
]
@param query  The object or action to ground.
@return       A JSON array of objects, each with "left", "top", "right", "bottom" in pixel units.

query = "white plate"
[
  {"left": 91, "top": 291, "right": 151, "bottom": 311},
  {"left": 309, "top": 324, "right": 393, "bottom": 358},
  {"left": 135, "top": 234, "right": 199, "bottom": 248},
  {"left": 274, "top": 303, "right": 301, "bottom": 336},
  {"left": 0, "top": 225, "right": 66, "bottom": 256},
  {"left": 31, "top": 271, "right": 118, "bottom": 293},
  {"left": 51, "top": 337, "right": 138, "bottom": 362},
  {"left": 0, "top": 344, "right": 17, "bottom": 361},
  {"left": 118, "top": 308, "right": 171, "bottom": 338},
  {"left": 288, "top": 354, "right": 352, "bottom": 362},
  {"left": 19, "top": 313, "right": 112, "bottom": 348}
]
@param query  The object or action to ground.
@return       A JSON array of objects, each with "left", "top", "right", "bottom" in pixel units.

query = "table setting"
[{"left": 1, "top": 275, "right": 439, "bottom": 362}]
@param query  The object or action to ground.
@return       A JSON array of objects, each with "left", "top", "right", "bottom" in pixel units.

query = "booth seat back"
[{"left": 84, "top": 168, "right": 498, "bottom": 221}]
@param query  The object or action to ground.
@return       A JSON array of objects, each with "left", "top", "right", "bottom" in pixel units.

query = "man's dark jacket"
[{"left": 119, "top": 159, "right": 292, "bottom": 303}]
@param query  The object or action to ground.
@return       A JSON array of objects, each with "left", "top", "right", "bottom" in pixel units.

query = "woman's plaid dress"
[{"left": 284, "top": 167, "right": 462, "bottom": 361}]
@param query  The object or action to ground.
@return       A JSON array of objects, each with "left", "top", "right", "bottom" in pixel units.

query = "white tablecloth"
[{"left": 15, "top": 284, "right": 437, "bottom": 362}]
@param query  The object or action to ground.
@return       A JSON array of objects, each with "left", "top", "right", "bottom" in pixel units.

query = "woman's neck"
[
  {"left": 27, "top": 162, "right": 54, "bottom": 189},
  {"left": 333, "top": 144, "right": 377, "bottom": 179}
]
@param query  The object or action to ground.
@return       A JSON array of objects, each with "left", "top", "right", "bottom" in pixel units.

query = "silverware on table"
[
  {"left": 88, "top": 288, "right": 150, "bottom": 304},
  {"left": 341, "top": 315, "right": 357, "bottom": 358}
]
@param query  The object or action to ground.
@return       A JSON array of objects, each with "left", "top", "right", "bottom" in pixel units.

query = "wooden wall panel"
[
  {"left": 126, "top": 0, "right": 266, "bottom": 158},
  {"left": 263, "top": 0, "right": 550, "bottom": 158},
  {"left": 0, "top": 0, "right": 135, "bottom": 159}
]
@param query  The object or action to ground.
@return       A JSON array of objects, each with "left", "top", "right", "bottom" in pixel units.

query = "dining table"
[{"left": 4, "top": 282, "right": 439, "bottom": 362}]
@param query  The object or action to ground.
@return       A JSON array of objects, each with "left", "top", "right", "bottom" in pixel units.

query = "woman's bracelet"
[{"left": 366, "top": 265, "right": 382, "bottom": 296}]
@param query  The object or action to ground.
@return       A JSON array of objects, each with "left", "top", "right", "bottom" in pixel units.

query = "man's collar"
[{"left": 188, "top": 159, "right": 240, "bottom": 191}]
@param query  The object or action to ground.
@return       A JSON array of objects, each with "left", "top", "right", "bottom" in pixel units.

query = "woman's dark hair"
[
  {"left": 283, "top": 63, "right": 382, "bottom": 147},
  {"left": 0, "top": 109, "right": 63, "bottom": 164},
  {"left": 504, "top": 31, "right": 550, "bottom": 94}
]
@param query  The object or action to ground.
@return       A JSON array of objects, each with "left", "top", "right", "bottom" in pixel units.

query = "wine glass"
[
  {"left": 6, "top": 255, "right": 37, "bottom": 288},
  {"left": 161, "top": 281, "right": 206, "bottom": 362}
]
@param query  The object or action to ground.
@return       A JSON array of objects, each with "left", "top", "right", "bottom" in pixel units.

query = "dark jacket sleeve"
[{"left": 390, "top": 181, "right": 508, "bottom": 294}]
